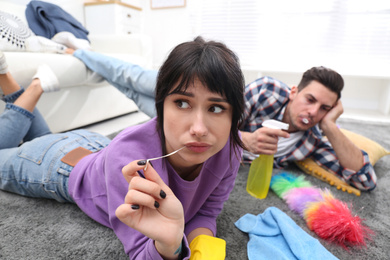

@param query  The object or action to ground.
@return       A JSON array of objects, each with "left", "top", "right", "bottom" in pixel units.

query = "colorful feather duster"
[{"left": 270, "top": 173, "right": 373, "bottom": 249}]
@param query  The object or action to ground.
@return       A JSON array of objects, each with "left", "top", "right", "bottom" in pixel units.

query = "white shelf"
[{"left": 84, "top": 1, "right": 143, "bottom": 35}]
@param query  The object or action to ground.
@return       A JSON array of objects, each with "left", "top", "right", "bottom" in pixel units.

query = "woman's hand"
[{"left": 116, "top": 160, "right": 185, "bottom": 259}]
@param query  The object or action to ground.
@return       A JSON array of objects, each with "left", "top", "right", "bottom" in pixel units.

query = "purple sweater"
[{"left": 69, "top": 118, "right": 242, "bottom": 259}]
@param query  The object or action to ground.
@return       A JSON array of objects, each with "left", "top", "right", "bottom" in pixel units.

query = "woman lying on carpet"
[
  {"left": 0, "top": 37, "right": 245, "bottom": 259},
  {"left": 65, "top": 46, "right": 377, "bottom": 192}
]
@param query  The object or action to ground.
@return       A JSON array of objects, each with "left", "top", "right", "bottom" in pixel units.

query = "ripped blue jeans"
[{"left": 0, "top": 90, "right": 110, "bottom": 203}]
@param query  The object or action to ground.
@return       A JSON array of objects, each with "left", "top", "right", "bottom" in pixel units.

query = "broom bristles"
[
  {"left": 283, "top": 187, "right": 323, "bottom": 216},
  {"left": 271, "top": 173, "right": 374, "bottom": 249},
  {"left": 270, "top": 172, "right": 312, "bottom": 198},
  {"left": 304, "top": 195, "right": 373, "bottom": 248}
]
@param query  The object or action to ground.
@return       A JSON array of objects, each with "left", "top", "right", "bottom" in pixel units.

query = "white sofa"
[{"left": 0, "top": 0, "right": 152, "bottom": 133}]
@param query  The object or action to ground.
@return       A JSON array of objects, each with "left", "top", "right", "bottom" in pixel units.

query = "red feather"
[{"left": 304, "top": 195, "right": 373, "bottom": 249}]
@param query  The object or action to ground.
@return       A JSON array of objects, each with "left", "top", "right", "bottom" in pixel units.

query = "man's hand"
[
  {"left": 320, "top": 99, "right": 343, "bottom": 131},
  {"left": 240, "top": 127, "right": 290, "bottom": 155},
  {"left": 317, "top": 100, "right": 364, "bottom": 172}
]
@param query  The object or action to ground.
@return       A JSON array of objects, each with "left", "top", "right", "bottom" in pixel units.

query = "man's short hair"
[{"left": 297, "top": 66, "right": 344, "bottom": 99}]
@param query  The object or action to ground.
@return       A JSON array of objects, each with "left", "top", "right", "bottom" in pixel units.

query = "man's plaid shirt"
[{"left": 240, "top": 76, "right": 376, "bottom": 191}]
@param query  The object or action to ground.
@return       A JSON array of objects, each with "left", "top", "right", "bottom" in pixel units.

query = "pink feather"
[{"left": 283, "top": 187, "right": 323, "bottom": 216}]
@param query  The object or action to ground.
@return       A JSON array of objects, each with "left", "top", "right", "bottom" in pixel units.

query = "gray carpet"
[{"left": 1, "top": 118, "right": 389, "bottom": 260}]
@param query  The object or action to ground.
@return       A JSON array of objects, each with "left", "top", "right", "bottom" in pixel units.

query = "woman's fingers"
[
  {"left": 139, "top": 160, "right": 170, "bottom": 189},
  {"left": 122, "top": 161, "right": 142, "bottom": 183},
  {"left": 121, "top": 160, "right": 170, "bottom": 209},
  {"left": 122, "top": 160, "right": 154, "bottom": 183},
  {"left": 127, "top": 176, "right": 166, "bottom": 203},
  {"left": 124, "top": 187, "right": 161, "bottom": 210}
]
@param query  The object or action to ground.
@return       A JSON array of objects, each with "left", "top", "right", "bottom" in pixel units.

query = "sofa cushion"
[
  {"left": 4, "top": 52, "right": 89, "bottom": 88},
  {"left": 4, "top": 50, "right": 151, "bottom": 89},
  {"left": 0, "top": 10, "right": 34, "bottom": 51}
]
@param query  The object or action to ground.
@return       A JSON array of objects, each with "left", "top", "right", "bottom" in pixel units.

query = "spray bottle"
[{"left": 246, "top": 119, "right": 289, "bottom": 199}]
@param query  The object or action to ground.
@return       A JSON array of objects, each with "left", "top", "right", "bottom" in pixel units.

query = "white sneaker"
[
  {"left": 25, "top": 36, "right": 67, "bottom": 54},
  {"left": 52, "top": 31, "right": 91, "bottom": 50},
  {"left": 32, "top": 64, "right": 60, "bottom": 92},
  {"left": 0, "top": 51, "right": 8, "bottom": 74}
]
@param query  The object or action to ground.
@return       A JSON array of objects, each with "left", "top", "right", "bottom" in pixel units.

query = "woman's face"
[{"left": 163, "top": 79, "right": 232, "bottom": 174}]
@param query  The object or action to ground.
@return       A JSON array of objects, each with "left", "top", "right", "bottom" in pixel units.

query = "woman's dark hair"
[
  {"left": 297, "top": 66, "right": 344, "bottom": 99},
  {"left": 155, "top": 36, "right": 246, "bottom": 157}
]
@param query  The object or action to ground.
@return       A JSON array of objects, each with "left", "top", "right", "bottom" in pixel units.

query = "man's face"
[{"left": 284, "top": 81, "right": 338, "bottom": 132}]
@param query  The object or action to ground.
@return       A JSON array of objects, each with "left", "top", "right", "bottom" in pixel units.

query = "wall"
[
  {"left": 133, "top": 0, "right": 194, "bottom": 69},
  {"left": 134, "top": 1, "right": 390, "bottom": 123},
  {"left": 4, "top": 0, "right": 389, "bottom": 123}
]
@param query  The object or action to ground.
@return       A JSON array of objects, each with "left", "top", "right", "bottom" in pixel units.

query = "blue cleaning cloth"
[
  {"left": 25, "top": 1, "right": 89, "bottom": 41},
  {"left": 235, "top": 207, "right": 339, "bottom": 260}
]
